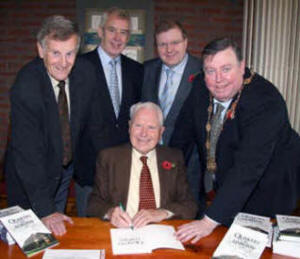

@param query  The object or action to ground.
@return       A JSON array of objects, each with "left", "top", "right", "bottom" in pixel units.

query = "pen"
[{"left": 119, "top": 202, "right": 134, "bottom": 230}]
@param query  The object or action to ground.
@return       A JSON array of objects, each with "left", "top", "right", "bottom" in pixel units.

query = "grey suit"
[{"left": 141, "top": 54, "right": 204, "bottom": 215}]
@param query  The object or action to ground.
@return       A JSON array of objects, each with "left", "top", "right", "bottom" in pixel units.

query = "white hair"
[{"left": 130, "top": 102, "right": 163, "bottom": 126}]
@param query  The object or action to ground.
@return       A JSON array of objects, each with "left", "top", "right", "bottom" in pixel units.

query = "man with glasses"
[
  {"left": 78, "top": 7, "right": 143, "bottom": 216},
  {"left": 142, "top": 20, "right": 202, "bottom": 214}
]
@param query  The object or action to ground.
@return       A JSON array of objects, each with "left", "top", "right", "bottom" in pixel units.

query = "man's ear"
[
  {"left": 37, "top": 42, "right": 44, "bottom": 58},
  {"left": 97, "top": 26, "right": 103, "bottom": 39}
]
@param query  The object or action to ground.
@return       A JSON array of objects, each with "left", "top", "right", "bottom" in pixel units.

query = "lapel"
[
  {"left": 155, "top": 146, "right": 172, "bottom": 207},
  {"left": 39, "top": 61, "right": 63, "bottom": 159},
  {"left": 119, "top": 55, "right": 129, "bottom": 121},
  {"left": 92, "top": 49, "right": 117, "bottom": 121},
  {"left": 116, "top": 144, "right": 132, "bottom": 204},
  {"left": 165, "top": 54, "right": 197, "bottom": 124}
]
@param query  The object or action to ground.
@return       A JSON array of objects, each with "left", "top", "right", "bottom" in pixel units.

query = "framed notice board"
[{"left": 83, "top": 8, "right": 146, "bottom": 62}]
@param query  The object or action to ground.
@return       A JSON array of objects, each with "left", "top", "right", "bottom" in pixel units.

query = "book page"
[{"left": 110, "top": 224, "right": 184, "bottom": 255}]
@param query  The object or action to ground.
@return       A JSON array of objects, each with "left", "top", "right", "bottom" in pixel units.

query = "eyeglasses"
[{"left": 157, "top": 39, "right": 185, "bottom": 49}]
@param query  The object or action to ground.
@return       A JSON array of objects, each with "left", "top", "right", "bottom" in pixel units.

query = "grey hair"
[
  {"left": 130, "top": 102, "right": 164, "bottom": 126},
  {"left": 37, "top": 15, "right": 80, "bottom": 51},
  {"left": 100, "top": 7, "right": 131, "bottom": 30}
]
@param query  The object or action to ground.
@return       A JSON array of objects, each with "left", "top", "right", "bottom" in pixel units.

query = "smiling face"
[
  {"left": 129, "top": 107, "right": 164, "bottom": 155},
  {"left": 156, "top": 27, "right": 188, "bottom": 67},
  {"left": 98, "top": 13, "right": 130, "bottom": 58},
  {"left": 203, "top": 47, "right": 245, "bottom": 102},
  {"left": 37, "top": 34, "right": 78, "bottom": 81}
]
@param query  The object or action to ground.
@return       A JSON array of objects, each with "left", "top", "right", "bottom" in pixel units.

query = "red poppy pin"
[
  {"left": 188, "top": 74, "right": 196, "bottom": 83},
  {"left": 227, "top": 110, "right": 234, "bottom": 120},
  {"left": 162, "top": 160, "right": 176, "bottom": 170}
]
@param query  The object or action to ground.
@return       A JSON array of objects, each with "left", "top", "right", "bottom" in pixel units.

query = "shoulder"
[
  {"left": 80, "top": 48, "right": 98, "bottom": 60},
  {"left": 98, "top": 143, "right": 130, "bottom": 160},
  {"left": 121, "top": 54, "right": 143, "bottom": 69},
  {"left": 156, "top": 145, "right": 184, "bottom": 161},
  {"left": 144, "top": 58, "right": 161, "bottom": 68},
  {"left": 187, "top": 54, "right": 202, "bottom": 67}
]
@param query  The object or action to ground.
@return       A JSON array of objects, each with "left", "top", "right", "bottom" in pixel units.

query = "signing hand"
[
  {"left": 132, "top": 209, "right": 168, "bottom": 228},
  {"left": 109, "top": 206, "right": 132, "bottom": 228},
  {"left": 176, "top": 216, "right": 218, "bottom": 244},
  {"left": 41, "top": 212, "right": 73, "bottom": 236}
]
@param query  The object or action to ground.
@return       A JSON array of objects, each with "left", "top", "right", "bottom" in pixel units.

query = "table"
[{"left": 0, "top": 218, "right": 292, "bottom": 258}]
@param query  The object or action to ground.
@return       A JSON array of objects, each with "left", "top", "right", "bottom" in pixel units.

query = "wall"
[{"left": 0, "top": 0, "right": 244, "bottom": 177}]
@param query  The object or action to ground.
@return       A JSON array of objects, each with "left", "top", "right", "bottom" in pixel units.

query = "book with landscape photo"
[
  {"left": 0, "top": 205, "right": 24, "bottom": 245},
  {"left": 110, "top": 224, "right": 184, "bottom": 255},
  {"left": 0, "top": 209, "right": 58, "bottom": 257},
  {"left": 276, "top": 214, "right": 300, "bottom": 242},
  {"left": 272, "top": 225, "right": 300, "bottom": 258},
  {"left": 233, "top": 212, "right": 273, "bottom": 247},
  {"left": 212, "top": 224, "right": 268, "bottom": 259}
]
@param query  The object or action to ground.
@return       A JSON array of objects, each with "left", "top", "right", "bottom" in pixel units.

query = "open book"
[
  {"left": 110, "top": 224, "right": 184, "bottom": 255},
  {"left": 0, "top": 209, "right": 58, "bottom": 257}
]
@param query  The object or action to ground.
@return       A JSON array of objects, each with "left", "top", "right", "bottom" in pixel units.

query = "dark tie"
[
  {"left": 138, "top": 156, "right": 156, "bottom": 210},
  {"left": 57, "top": 80, "right": 72, "bottom": 166}
]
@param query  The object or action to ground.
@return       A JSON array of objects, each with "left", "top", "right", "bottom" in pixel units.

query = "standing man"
[
  {"left": 172, "top": 38, "right": 300, "bottom": 243},
  {"left": 5, "top": 15, "right": 98, "bottom": 235},
  {"left": 87, "top": 102, "right": 197, "bottom": 228},
  {"left": 142, "top": 20, "right": 202, "bottom": 212},
  {"left": 77, "top": 7, "right": 143, "bottom": 217}
]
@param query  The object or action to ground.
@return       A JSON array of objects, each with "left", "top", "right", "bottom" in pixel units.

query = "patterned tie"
[
  {"left": 109, "top": 59, "right": 120, "bottom": 117},
  {"left": 159, "top": 68, "right": 174, "bottom": 118},
  {"left": 57, "top": 80, "right": 72, "bottom": 166},
  {"left": 205, "top": 103, "right": 225, "bottom": 193},
  {"left": 138, "top": 156, "right": 156, "bottom": 210}
]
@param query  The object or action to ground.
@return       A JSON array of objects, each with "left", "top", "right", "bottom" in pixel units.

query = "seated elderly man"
[{"left": 87, "top": 102, "right": 197, "bottom": 228}]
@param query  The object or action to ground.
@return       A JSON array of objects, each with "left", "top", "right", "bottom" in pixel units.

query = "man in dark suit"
[
  {"left": 172, "top": 38, "right": 300, "bottom": 243},
  {"left": 142, "top": 20, "right": 203, "bottom": 212},
  {"left": 87, "top": 102, "right": 197, "bottom": 228},
  {"left": 77, "top": 7, "right": 143, "bottom": 216},
  {"left": 5, "top": 15, "right": 98, "bottom": 235}
]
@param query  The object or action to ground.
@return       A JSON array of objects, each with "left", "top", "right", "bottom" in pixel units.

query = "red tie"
[{"left": 138, "top": 156, "right": 156, "bottom": 210}]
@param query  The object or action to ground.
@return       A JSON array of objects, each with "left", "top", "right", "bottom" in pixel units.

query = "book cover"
[
  {"left": 233, "top": 212, "right": 272, "bottom": 247},
  {"left": 272, "top": 226, "right": 300, "bottom": 258},
  {"left": 276, "top": 214, "right": 300, "bottom": 242},
  {"left": 0, "top": 205, "right": 24, "bottom": 245},
  {"left": 0, "top": 209, "right": 58, "bottom": 257},
  {"left": 212, "top": 224, "right": 267, "bottom": 259}
]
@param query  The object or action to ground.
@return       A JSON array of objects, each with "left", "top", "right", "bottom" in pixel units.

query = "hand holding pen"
[{"left": 109, "top": 203, "right": 134, "bottom": 229}]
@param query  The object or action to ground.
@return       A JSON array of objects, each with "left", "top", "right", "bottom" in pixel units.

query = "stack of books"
[{"left": 272, "top": 215, "right": 300, "bottom": 258}]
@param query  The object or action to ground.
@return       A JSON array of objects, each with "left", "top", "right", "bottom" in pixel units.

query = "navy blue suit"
[
  {"left": 171, "top": 68, "right": 300, "bottom": 225},
  {"left": 5, "top": 57, "right": 98, "bottom": 217}
]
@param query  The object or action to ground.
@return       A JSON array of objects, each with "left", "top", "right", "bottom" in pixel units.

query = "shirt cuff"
[{"left": 204, "top": 214, "right": 220, "bottom": 226}]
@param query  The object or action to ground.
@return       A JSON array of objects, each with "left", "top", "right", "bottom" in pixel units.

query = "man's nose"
[{"left": 215, "top": 71, "right": 222, "bottom": 82}]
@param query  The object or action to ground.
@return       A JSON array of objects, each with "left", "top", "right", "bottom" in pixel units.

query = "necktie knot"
[
  {"left": 215, "top": 103, "right": 225, "bottom": 117},
  {"left": 110, "top": 59, "right": 117, "bottom": 67},
  {"left": 57, "top": 80, "right": 65, "bottom": 90},
  {"left": 140, "top": 156, "right": 148, "bottom": 165}
]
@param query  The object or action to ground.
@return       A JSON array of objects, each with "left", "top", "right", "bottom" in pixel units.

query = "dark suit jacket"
[
  {"left": 5, "top": 57, "right": 98, "bottom": 217},
  {"left": 87, "top": 144, "right": 197, "bottom": 219},
  {"left": 76, "top": 49, "right": 143, "bottom": 186},
  {"left": 142, "top": 54, "right": 202, "bottom": 145},
  {"left": 171, "top": 68, "right": 300, "bottom": 225}
]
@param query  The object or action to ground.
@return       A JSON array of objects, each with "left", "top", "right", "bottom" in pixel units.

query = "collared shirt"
[
  {"left": 97, "top": 45, "right": 122, "bottom": 99},
  {"left": 213, "top": 98, "right": 232, "bottom": 121},
  {"left": 49, "top": 75, "right": 71, "bottom": 117},
  {"left": 126, "top": 148, "right": 161, "bottom": 218},
  {"left": 158, "top": 53, "right": 189, "bottom": 117}
]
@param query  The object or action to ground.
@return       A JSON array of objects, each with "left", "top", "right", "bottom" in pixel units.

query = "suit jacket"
[
  {"left": 141, "top": 54, "right": 202, "bottom": 145},
  {"left": 76, "top": 49, "right": 143, "bottom": 186},
  {"left": 171, "top": 68, "right": 300, "bottom": 225},
  {"left": 87, "top": 144, "right": 197, "bottom": 219},
  {"left": 5, "top": 57, "right": 98, "bottom": 217}
]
